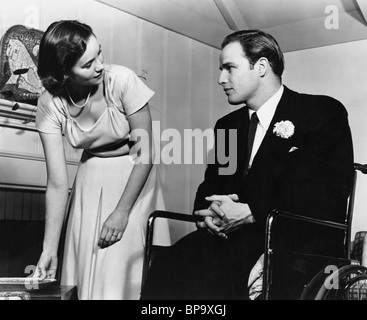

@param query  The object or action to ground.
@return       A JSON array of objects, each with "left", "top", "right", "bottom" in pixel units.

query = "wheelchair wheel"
[
  {"left": 313, "top": 265, "right": 367, "bottom": 300},
  {"left": 299, "top": 268, "right": 330, "bottom": 300}
]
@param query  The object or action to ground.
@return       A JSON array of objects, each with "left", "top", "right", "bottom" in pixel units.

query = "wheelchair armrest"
[
  {"left": 266, "top": 209, "right": 349, "bottom": 241},
  {"left": 147, "top": 210, "right": 202, "bottom": 225},
  {"left": 354, "top": 163, "right": 367, "bottom": 174},
  {"left": 265, "top": 209, "right": 349, "bottom": 258},
  {"left": 142, "top": 210, "right": 202, "bottom": 291},
  {"left": 145, "top": 210, "right": 202, "bottom": 245},
  {"left": 263, "top": 209, "right": 350, "bottom": 300}
]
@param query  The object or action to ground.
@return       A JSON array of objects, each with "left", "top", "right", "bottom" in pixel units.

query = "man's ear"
[{"left": 256, "top": 57, "right": 269, "bottom": 77}]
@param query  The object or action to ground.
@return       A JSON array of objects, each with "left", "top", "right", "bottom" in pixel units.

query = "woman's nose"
[{"left": 95, "top": 58, "right": 104, "bottom": 72}]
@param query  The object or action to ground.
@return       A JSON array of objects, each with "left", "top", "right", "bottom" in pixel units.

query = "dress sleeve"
[
  {"left": 112, "top": 66, "right": 155, "bottom": 116},
  {"left": 35, "top": 92, "right": 62, "bottom": 134}
]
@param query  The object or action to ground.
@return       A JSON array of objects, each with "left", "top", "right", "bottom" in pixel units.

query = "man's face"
[{"left": 218, "top": 41, "right": 260, "bottom": 106}]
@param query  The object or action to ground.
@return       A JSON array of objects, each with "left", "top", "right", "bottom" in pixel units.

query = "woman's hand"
[
  {"left": 98, "top": 210, "right": 129, "bottom": 249},
  {"left": 35, "top": 252, "right": 58, "bottom": 281}
]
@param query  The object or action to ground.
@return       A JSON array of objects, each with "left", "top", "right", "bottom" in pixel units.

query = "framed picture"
[{"left": 0, "top": 25, "right": 45, "bottom": 107}]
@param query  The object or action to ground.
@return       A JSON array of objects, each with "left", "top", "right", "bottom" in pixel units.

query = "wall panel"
[
  {"left": 110, "top": 10, "right": 139, "bottom": 71},
  {"left": 188, "top": 41, "right": 214, "bottom": 222},
  {"left": 162, "top": 33, "right": 192, "bottom": 241},
  {"left": 0, "top": 0, "right": 228, "bottom": 242},
  {"left": 40, "top": 0, "right": 80, "bottom": 30},
  {"left": 139, "top": 20, "right": 165, "bottom": 123}
]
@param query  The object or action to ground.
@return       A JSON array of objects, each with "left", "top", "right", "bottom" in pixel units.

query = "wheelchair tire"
[{"left": 313, "top": 265, "right": 367, "bottom": 300}]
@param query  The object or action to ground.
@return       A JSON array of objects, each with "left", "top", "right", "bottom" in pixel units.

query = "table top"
[{"left": 0, "top": 285, "right": 77, "bottom": 300}]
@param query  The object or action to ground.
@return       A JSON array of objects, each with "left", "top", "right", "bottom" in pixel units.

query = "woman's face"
[{"left": 68, "top": 35, "right": 105, "bottom": 87}]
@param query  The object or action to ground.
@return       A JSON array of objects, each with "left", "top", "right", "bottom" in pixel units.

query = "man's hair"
[
  {"left": 37, "top": 20, "right": 95, "bottom": 96},
  {"left": 221, "top": 29, "right": 285, "bottom": 79}
]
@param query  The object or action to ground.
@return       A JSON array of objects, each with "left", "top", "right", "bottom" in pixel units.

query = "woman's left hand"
[{"left": 98, "top": 210, "right": 129, "bottom": 249}]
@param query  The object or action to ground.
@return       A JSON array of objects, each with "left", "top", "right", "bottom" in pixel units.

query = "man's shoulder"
[
  {"left": 215, "top": 107, "right": 247, "bottom": 128},
  {"left": 285, "top": 86, "right": 347, "bottom": 116}
]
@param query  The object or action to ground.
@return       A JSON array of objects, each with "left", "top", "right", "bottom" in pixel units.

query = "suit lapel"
[
  {"left": 236, "top": 108, "right": 250, "bottom": 175},
  {"left": 249, "top": 86, "right": 298, "bottom": 173}
]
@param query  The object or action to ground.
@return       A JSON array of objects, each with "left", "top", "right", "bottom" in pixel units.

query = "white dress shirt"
[{"left": 248, "top": 85, "right": 284, "bottom": 168}]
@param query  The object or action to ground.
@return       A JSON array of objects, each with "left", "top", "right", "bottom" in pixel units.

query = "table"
[
  {"left": 0, "top": 285, "right": 77, "bottom": 300},
  {"left": 30, "top": 285, "right": 77, "bottom": 300}
]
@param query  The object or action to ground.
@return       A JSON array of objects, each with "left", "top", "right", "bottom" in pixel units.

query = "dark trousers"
[{"left": 141, "top": 226, "right": 263, "bottom": 300}]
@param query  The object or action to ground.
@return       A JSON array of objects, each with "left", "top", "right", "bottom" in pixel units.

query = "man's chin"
[{"left": 227, "top": 99, "right": 243, "bottom": 106}]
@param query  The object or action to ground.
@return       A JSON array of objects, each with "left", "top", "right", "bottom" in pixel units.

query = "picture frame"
[{"left": 0, "top": 25, "right": 45, "bottom": 130}]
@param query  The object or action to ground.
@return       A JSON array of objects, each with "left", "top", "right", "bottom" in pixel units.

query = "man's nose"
[{"left": 218, "top": 71, "right": 228, "bottom": 85}]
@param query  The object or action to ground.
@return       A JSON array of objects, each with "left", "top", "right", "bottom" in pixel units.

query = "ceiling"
[{"left": 97, "top": 0, "right": 367, "bottom": 52}]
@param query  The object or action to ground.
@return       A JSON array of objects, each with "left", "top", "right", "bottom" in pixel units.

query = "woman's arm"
[
  {"left": 98, "top": 103, "right": 153, "bottom": 248},
  {"left": 36, "top": 132, "right": 69, "bottom": 279}
]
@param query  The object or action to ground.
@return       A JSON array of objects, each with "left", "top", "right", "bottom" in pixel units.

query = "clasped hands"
[{"left": 194, "top": 194, "right": 255, "bottom": 239}]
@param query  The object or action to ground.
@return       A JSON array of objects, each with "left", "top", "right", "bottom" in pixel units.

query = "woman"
[{"left": 35, "top": 20, "right": 169, "bottom": 300}]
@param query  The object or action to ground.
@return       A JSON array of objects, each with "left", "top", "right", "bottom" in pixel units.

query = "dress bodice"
[{"left": 36, "top": 64, "right": 154, "bottom": 157}]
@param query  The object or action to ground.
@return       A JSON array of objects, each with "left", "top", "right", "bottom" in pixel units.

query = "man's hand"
[
  {"left": 205, "top": 194, "right": 255, "bottom": 234},
  {"left": 194, "top": 194, "right": 255, "bottom": 238},
  {"left": 194, "top": 203, "right": 228, "bottom": 239}
]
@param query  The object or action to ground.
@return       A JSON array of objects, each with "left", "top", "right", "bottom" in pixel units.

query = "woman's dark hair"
[
  {"left": 221, "top": 29, "right": 285, "bottom": 79},
  {"left": 37, "top": 20, "right": 95, "bottom": 96}
]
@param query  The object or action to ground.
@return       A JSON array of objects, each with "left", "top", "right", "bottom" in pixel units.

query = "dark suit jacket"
[{"left": 194, "top": 86, "right": 354, "bottom": 255}]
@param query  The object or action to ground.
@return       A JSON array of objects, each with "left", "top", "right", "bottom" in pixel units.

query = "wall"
[
  {"left": 1, "top": 0, "right": 365, "bottom": 242},
  {"left": 283, "top": 40, "right": 367, "bottom": 238},
  {"left": 0, "top": 0, "right": 234, "bottom": 242}
]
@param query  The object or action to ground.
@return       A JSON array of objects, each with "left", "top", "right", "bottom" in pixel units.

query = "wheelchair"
[{"left": 141, "top": 163, "right": 367, "bottom": 300}]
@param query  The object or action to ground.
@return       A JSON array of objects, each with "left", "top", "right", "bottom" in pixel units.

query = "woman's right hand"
[{"left": 35, "top": 252, "right": 58, "bottom": 281}]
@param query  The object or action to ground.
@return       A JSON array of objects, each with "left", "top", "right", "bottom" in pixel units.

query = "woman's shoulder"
[
  {"left": 38, "top": 90, "right": 54, "bottom": 105},
  {"left": 104, "top": 64, "right": 137, "bottom": 80},
  {"left": 37, "top": 90, "right": 64, "bottom": 115}
]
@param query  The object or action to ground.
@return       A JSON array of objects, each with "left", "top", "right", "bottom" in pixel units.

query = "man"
[{"left": 141, "top": 30, "right": 354, "bottom": 300}]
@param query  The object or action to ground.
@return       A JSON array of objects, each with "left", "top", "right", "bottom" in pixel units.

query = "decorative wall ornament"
[{"left": 0, "top": 25, "right": 45, "bottom": 107}]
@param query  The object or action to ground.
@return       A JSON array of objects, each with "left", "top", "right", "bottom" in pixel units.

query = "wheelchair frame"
[{"left": 141, "top": 163, "right": 367, "bottom": 300}]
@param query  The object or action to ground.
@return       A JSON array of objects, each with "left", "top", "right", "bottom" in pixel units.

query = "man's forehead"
[{"left": 220, "top": 42, "right": 246, "bottom": 63}]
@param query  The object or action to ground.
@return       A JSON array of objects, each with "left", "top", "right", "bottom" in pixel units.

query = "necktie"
[{"left": 244, "top": 112, "right": 259, "bottom": 175}]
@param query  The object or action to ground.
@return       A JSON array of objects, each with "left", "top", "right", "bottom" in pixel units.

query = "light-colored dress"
[{"left": 36, "top": 65, "right": 170, "bottom": 300}]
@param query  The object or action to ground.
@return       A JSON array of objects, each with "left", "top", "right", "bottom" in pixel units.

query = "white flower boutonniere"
[{"left": 273, "top": 120, "right": 295, "bottom": 139}]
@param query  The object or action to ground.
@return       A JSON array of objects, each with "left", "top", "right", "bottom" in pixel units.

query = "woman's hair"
[
  {"left": 221, "top": 29, "right": 285, "bottom": 79},
  {"left": 37, "top": 20, "right": 95, "bottom": 96}
]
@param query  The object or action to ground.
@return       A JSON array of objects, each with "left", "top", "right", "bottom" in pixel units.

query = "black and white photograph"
[{"left": 0, "top": 0, "right": 367, "bottom": 307}]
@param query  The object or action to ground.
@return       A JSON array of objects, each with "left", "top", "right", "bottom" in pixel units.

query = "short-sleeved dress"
[{"left": 36, "top": 64, "right": 170, "bottom": 300}]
